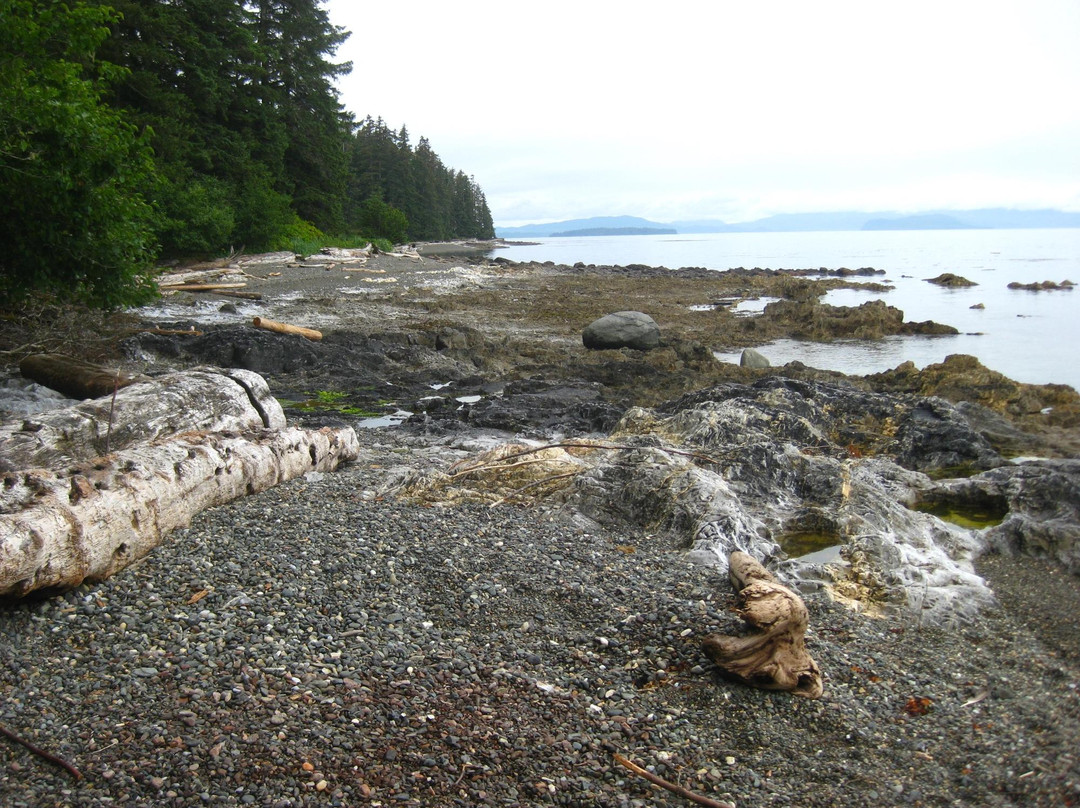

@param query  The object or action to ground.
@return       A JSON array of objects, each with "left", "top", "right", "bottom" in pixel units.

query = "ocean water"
[{"left": 493, "top": 229, "right": 1080, "bottom": 391}]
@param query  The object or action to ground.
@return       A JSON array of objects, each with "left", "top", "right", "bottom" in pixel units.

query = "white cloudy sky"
[{"left": 326, "top": 0, "right": 1080, "bottom": 227}]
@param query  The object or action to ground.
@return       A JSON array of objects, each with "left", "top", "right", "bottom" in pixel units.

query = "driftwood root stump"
[{"left": 702, "top": 551, "right": 824, "bottom": 698}]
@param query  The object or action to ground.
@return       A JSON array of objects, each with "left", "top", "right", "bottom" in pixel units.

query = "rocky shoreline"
[{"left": 2, "top": 249, "right": 1079, "bottom": 806}]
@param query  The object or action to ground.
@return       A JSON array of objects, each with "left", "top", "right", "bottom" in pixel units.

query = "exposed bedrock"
[
  {"left": 396, "top": 376, "right": 1034, "bottom": 625},
  {"left": 920, "top": 459, "right": 1080, "bottom": 574},
  {"left": 557, "top": 378, "right": 1000, "bottom": 625}
]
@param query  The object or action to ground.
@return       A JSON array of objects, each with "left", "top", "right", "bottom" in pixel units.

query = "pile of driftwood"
[{"left": 0, "top": 355, "right": 358, "bottom": 599}]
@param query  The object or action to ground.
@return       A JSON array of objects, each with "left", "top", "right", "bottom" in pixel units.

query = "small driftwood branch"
[
  {"left": 613, "top": 754, "right": 734, "bottom": 808},
  {"left": 140, "top": 327, "right": 204, "bottom": 337},
  {"left": 214, "top": 290, "right": 263, "bottom": 300},
  {"left": 0, "top": 723, "right": 82, "bottom": 780},
  {"left": 488, "top": 471, "right": 581, "bottom": 507},
  {"left": 252, "top": 316, "right": 323, "bottom": 341},
  {"left": 702, "top": 551, "right": 823, "bottom": 698},
  {"left": 449, "top": 456, "right": 565, "bottom": 480}
]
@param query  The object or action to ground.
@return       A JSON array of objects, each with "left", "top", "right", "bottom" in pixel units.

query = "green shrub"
[
  {"left": 156, "top": 176, "right": 235, "bottom": 258},
  {"left": 357, "top": 195, "right": 409, "bottom": 244},
  {"left": 271, "top": 217, "right": 326, "bottom": 257},
  {"left": 0, "top": 2, "right": 160, "bottom": 308}
]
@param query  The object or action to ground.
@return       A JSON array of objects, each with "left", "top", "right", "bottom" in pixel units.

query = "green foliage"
[
  {"left": 348, "top": 119, "right": 496, "bottom": 241},
  {"left": 99, "top": 0, "right": 354, "bottom": 254},
  {"left": 283, "top": 390, "right": 381, "bottom": 418},
  {"left": 358, "top": 194, "right": 409, "bottom": 244},
  {"left": 0, "top": 0, "right": 159, "bottom": 307},
  {"left": 1, "top": 0, "right": 497, "bottom": 308},
  {"left": 271, "top": 216, "right": 325, "bottom": 256},
  {"left": 156, "top": 175, "right": 235, "bottom": 257}
]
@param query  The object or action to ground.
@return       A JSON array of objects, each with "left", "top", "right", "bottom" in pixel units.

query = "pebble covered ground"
[{"left": 2, "top": 430, "right": 1079, "bottom": 807}]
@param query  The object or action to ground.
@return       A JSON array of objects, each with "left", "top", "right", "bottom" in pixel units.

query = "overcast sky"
[{"left": 326, "top": 0, "right": 1080, "bottom": 227}]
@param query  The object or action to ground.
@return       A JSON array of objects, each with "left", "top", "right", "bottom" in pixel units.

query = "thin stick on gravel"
[
  {"left": 614, "top": 753, "right": 734, "bottom": 808},
  {"left": 0, "top": 723, "right": 83, "bottom": 780},
  {"left": 488, "top": 471, "right": 581, "bottom": 507}
]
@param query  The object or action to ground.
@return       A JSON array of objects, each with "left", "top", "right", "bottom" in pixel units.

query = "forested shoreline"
[{"left": 0, "top": 0, "right": 495, "bottom": 306}]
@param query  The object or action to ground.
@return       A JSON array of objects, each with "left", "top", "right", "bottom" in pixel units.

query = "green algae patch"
[
  {"left": 278, "top": 392, "right": 384, "bottom": 417},
  {"left": 915, "top": 501, "right": 1007, "bottom": 530}
]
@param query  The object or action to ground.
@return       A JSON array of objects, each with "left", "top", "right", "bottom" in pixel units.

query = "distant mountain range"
[{"left": 496, "top": 209, "right": 1080, "bottom": 238}]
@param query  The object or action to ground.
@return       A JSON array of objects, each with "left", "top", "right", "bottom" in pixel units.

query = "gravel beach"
[
  {"left": 2, "top": 249, "right": 1080, "bottom": 806},
  {"left": 2, "top": 426, "right": 1079, "bottom": 807}
]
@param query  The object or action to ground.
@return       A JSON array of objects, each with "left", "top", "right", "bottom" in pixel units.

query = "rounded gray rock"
[
  {"left": 740, "top": 347, "right": 771, "bottom": 368},
  {"left": 582, "top": 311, "right": 661, "bottom": 351}
]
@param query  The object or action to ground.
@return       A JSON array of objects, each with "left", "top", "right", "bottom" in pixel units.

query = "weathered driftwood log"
[
  {"left": 0, "top": 425, "right": 359, "bottom": 598},
  {"left": 0, "top": 368, "right": 285, "bottom": 470},
  {"left": 19, "top": 353, "right": 146, "bottom": 401},
  {"left": 158, "top": 282, "right": 248, "bottom": 292},
  {"left": 252, "top": 316, "right": 323, "bottom": 341},
  {"left": 702, "top": 551, "right": 823, "bottom": 698}
]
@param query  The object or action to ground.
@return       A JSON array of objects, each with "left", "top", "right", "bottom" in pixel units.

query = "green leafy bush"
[
  {"left": 358, "top": 194, "right": 409, "bottom": 245},
  {"left": 271, "top": 217, "right": 327, "bottom": 257},
  {"left": 0, "top": 1, "right": 160, "bottom": 307},
  {"left": 157, "top": 176, "right": 236, "bottom": 258}
]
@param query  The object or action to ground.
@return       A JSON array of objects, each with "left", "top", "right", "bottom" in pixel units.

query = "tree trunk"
[
  {"left": 0, "top": 425, "right": 359, "bottom": 598},
  {"left": 701, "top": 551, "right": 824, "bottom": 698},
  {"left": 0, "top": 368, "right": 286, "bottom": 470}
]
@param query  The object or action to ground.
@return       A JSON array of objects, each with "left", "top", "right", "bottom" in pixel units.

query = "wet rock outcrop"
[
  {"left": 868, "top": 354, "right": 1080, "bottom": 429},
  {"left": 762, "top": 298, "right": 958, "bottom": 340},
  {"left": 1007, "top": 279, "right": 1075, "bottom": 291},
  {"left": 926, "top": 273, "right": 977, "bottom": 288},
  {"left": 922, "top": 459, "right": 1080, "bottom": 574},
  {"left": 398, "top": 376, "right": 1025, "bottom": 626}
]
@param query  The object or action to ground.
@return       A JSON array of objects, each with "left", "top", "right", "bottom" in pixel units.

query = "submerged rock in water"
[{"left": 926, "top": 273, "right": 977, "bottom": 288}]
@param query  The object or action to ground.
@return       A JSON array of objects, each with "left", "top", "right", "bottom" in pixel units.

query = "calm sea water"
[{"left": 493, "top": 229, "right": 1080, "bottom": 391}]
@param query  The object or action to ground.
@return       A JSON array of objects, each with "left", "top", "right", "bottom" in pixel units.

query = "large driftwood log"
[
  {"left": 158, "top": 282, "right": 247, "bottom": 292},
  {"left": 252, "top": 317, "right": 323, "bottom": 341},
  {"left": 702, "top": 551, "right": 823, "bottom": 698},
  {"left": 19, "top": 353, "right": 146, "bottom": 401},
  {"left": 0, "top": 425, "right": 359, "bottom": 598},
  {"left": 0, "top": 367, "right": 285, "bottom": 470}
]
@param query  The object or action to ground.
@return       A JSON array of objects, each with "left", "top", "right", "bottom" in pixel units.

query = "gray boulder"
[
  {"left": 740, "top": 347, "right": 771, "bottom": 368},
  {"left": 582, "top": 311, "right": 661, "bottom": 351}
]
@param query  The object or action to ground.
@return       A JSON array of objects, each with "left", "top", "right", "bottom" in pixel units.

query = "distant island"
[
  {"left": 497, "top": 209, "right": 1080, "bottom": 238},
  {"left": 862, "top": 214, "right": 976, "bottom": 230},
  {"left": 550, "top": 227, "right": 677, "bottom": 237}
]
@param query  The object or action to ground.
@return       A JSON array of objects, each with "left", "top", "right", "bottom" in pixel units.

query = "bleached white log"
[
  {"left": 0, "top": 368, "right": 286, "bottom": 470},
  {"left": 0, "top": 425, "right": 359, "bottom": 598}
]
